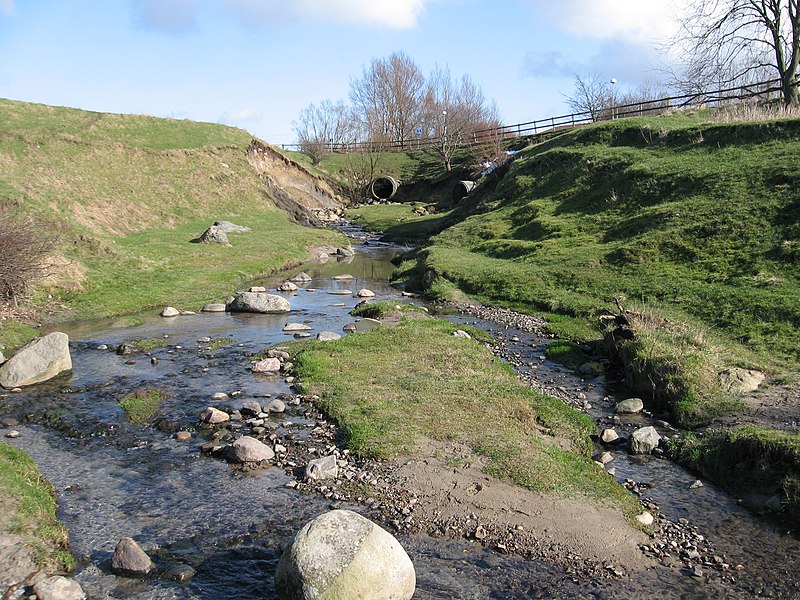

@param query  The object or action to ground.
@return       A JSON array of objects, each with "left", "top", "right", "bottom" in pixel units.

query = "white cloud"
[
  {"left": 0, "top": 0, "right": 15, "bottom": 16},
  {"left": 219, "top": 108, "right": 263, "bottom": 124},
  {"left": 525, "top": 0, "right": 684, "bottom": 42},
  {"left": 224, "top": 0, "right": 428, "bottom": 29}
]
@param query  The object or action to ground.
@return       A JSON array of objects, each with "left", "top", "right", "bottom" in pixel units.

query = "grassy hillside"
[
  {"left": 0, "top": 99, "right": 343, "bottom": 346},
  {"left": 390, "top": 113, "right": 799, "bottom": 425}
]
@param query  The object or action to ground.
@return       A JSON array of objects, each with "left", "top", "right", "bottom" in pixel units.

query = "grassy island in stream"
[{"left": 292, "top": 317, "right": 640, "bottom": 514}]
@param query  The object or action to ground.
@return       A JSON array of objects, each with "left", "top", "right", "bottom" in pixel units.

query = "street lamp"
[{"left": 610, "top": 78, "right": 617, "bottom": 119}]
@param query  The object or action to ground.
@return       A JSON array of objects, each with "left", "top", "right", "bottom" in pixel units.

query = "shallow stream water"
[{"left": 2, "top": 228, "right": 799, "bottom": 599}]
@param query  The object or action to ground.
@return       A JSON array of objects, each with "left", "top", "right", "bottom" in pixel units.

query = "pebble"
[{"left": 5, "top": 430, "right": 20, "bottom": 438}]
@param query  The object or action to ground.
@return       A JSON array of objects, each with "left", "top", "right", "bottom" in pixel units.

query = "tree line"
[{"left": 292, "top": 51, "right": 502, "bottom": 171}]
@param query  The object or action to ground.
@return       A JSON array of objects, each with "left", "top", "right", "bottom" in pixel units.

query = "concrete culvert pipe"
[
  {"left": 452, "top": 180, "right": 476, "bottom": 203},
  {"left": 370, "top": 176, "right": 399, "bottom": 201}
]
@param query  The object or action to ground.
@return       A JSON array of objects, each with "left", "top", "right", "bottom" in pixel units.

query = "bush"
[{"left": 0, "top": 208, "right": 59, "bottom": 305}]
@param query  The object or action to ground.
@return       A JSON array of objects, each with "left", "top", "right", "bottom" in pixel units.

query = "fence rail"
[{"left": 278, "top": 79, "right": 783, "bottom": 153}]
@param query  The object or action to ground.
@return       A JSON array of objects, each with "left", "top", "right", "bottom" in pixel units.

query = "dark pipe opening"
[{"left": 371, "top": 176, "right": 399, "bottom": 201}]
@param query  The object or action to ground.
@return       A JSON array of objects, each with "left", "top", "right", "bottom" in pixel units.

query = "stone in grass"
[
  {"left": 214, "top": 220, "right": 250, "bottom": 234},
  {"left": 275, "top": 509, "right": 415, "bottom": 600},
  {"left": 192, "top": 225, "right": 229, "bottom": 245},
  {"left": 160, "top": 306, "right": 180, "bottom": 317},
  {"left": 615, "top": 398, "right": 644, "bottom": 414},
  {"left": 635, "top": 512, "right": 655, "bottom": 527},
  {"left": 33, "top": 576, "right": 86, "bottom": 600},
  {"left": 112, "top": 537, "right": 154, "bottom": 576},
  {"left": 228, "top": 436, "right": 275, "bottom": 463},
  {"left": 316, "top": 332, "right": 342, "bottom": 342},
  {"left": 630, "top": 426, "right": 661, "bottom": 454},
  {"left": 354, "top": 318, "right": 381, "bottom": 333},
  {"left": 252, "top": 357, "right": 282, "bottom": 373}
]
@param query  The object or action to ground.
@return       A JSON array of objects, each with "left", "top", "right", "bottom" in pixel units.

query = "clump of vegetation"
[
  {"left": 208, "top": 337, "right": 235, "bottom": 351},
  {"left": 131, "top": 338, "right": 169, "bottom": 352},
  {"left": 119, "top": 388, "right": 168, "bottom": 423},
  {"left": 293, "top": 318, "right": 639, "bottom": 513},
  {"left": 351, "top": 300, "right": 427, "bottom": 320},
  {"left": 545, "top": 340, "right": 586, "bottom": 370},
  {"left": 0, "top": 443, "right": 74, "bottom": 571},
  {"left": 667, "top": 426, "right": 800, "bottom": 526}
]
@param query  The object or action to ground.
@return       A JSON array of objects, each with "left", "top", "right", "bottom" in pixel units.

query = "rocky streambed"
[{"left": 1, "top": 232, "right": 799, "bottom": 599}]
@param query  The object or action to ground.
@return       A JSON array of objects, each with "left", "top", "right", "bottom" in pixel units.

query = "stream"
[{"left": 1, "top": 227, "right": 799, "bottom": 599}]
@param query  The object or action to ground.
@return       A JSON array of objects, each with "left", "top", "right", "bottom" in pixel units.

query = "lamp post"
[{"left": 610, "top": 78, "right": 617, "bottom": 119}]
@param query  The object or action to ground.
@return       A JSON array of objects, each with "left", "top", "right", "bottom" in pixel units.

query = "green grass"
[
  {"left": 0, "top": 443, "right": 74, "bottom": 571},
  {"left": 0, "top": 321, "right": 39, "bottom": 354},
  {"left": 350, "top": 299, "right": 428, "bottom": 319},
  {"left": 347, "top": 204, "right": 453, "bottom": 242},
  {"left": 292, "top": 317, "right": 639, "bottom": 513},
  {"left": 385, "top": 113, "right": 800, "bottom": 426},
  {"left": 667, "top": 426, "right": 800, "bottom": 526},
  {"left": 119, "top": 388, "right": 168, "bottom": 423},
  {"left": 545, "top": 340, "right": 586, "bottom": 369},
  {"left": 0, "top": 98, "right": 344, "bottom": 331}
]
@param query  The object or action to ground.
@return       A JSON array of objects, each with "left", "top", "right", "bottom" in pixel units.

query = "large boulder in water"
[
  {"left": 229, "top": 292, "right": 291, "bottom": 314},
  {"left": 0, "top": 332, "right": 72, "bottom": 388},
  {"left": 111, "top": 537, "right": 153, "bottom": 576},
  {"left": 275, "top": 509, "right": 415, "bottom": 600}
]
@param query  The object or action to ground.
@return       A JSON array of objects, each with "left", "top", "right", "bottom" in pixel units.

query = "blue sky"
[{"left": 0, "top": 0, "right": 682, "bottom": 145}]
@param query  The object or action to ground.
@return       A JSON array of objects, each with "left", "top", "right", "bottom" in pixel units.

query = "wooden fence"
[{"left": 279, "top": 79, "right": 783, "bottom": 153}]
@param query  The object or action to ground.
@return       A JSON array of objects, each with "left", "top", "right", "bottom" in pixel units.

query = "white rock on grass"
[
  {"left": 275, "top": 509, "right": 415, "bottom": 600},
  {"left": 0, "top": 332, "right": 72, "bottom": 389},
  {"left": 111, "top": 537, "right": 154, "bottom": 576},
  {"left": 635, "top": 511, "right": 655, "bottom": 526},
  {"left": 316, "top": 332, "right": 342, "bottom": 342},
  {"left": 160, "top": 306, "right": 180, "bottom": 317},
  {"left": 252, "top": 358, "right": 282, "bottom": 373}
]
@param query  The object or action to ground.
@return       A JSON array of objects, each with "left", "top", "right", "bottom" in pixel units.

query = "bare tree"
[
  {"left": 671, "top": 0, "right": 800, "bottom": 104},
  {"left": 565, "top": 73, "right": 614, "bottom": 121},
  {"left": 349, "top": 51, "right": 426, "bottom": 146},
  {"left": 292, "top": 99, "right": 356, "bottom": 164},
  {"left": 0, "top": 208, "right": 59, "bottom": 306},
  {"left": 423, "top": 66, "right": 501, "bottom": 171}
]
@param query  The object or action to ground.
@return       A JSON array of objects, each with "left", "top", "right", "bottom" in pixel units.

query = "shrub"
[{"left": 0, "top": 208, "right": 59, "bottom": 305}]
